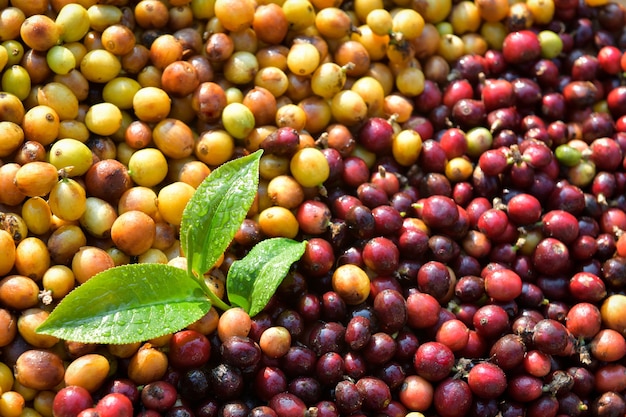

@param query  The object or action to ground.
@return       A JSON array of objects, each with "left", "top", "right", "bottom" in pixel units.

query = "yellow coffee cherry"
[
  {"left": 48, "top": 138, "right": 93, "bottom": 177},
  {"left": 289, "top": 147, "right": 330, "bottom": 188},
  {"left": 0, "top": 230, "right": 15, "bottom": 277},
  {"left": 84, "top": 102, "right": 123, "bottom": 136},
  {"left": 128, "top": 148, "right": 168, "bottom": 187},
  {"left": 157, "top": 182, "right": 196, "bottom": 226}
]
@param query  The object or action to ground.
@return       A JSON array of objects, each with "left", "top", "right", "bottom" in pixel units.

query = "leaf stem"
[{"left": 192, "top": 270, "right": 231, "bottom": 311}]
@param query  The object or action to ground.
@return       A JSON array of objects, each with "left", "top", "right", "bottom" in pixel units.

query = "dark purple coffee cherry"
[
  {"left": 355, "top": 376, "right": 391, "bottom": 412},
  {"left": 333, "top": 380, "right": 362, "bottom": 414}
]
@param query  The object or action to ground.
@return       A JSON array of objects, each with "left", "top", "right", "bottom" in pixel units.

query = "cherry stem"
[
  {"left": 341, "top": 62, "right": 355, "bottom": 73},
  {"left": 193, "top": 270, "right": 232, "bottom": 312},
  {"left": 315, "top": 132, "right": 329, "bottom": 148},
  {"left": 542, "top": 370, "right": 574, "bottom": 396}
]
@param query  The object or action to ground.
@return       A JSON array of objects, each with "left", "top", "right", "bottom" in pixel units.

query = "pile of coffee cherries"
[{"left": 1, "top": 0, "right": 626, "bottom": 416}]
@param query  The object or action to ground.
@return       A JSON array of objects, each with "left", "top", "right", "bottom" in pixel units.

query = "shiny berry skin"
[
  {"left": 101, "top": 379, "right": 139, "bottom": 405},
  {"left": 484, "top": 268, "right": 523, "bottom": 302},
  {"left": 333, "top": 380, "right": 362, "bottom": 414},
  {"left": 370, "top": 167, "right": 401, "bottom": 197},
  {"left": 344, "top": 315, "right": 372, "bottom": 351},
  {"left": 178, "top": 368, "right": 211, "bottom": 401},
  {"left": 343, "top": 351, "right": 367, "bottom": 380},
  {"left": 451, "top": 98, "right": 486, "bottom": 129},
  {"left": 259, "top": 127, "right": 300, "bottom": 157},
  {"left": 208, "top": 363, "right": 244, "bottom": 400},
  {"left": 296, "top": 200, "right": 331, "bottom": 235},
  {"left": 315, "top": 352, "right": 345, "bottom": 386},
  {"left": 372, "top": 289, "right": 406, "bottom": 334},
  {"left": 53, "top": 386, "right": 94, "bottom": 417},
  {"left": 96, "top": 393, "right": 134, "bottom": 417},
  {"left": 591, "top": 392, "right": 626, "bottom": 417},
  {"left": 78, "top": 408, "right": 103, "bottom": 417},
  {"left": 195, "top": 398, "right": 219, "bottom": 417},
  {"left": 418, "top": 195, "right": 459, "bottom": 229},
  {"left": 482, "top": 79, "right": 515, "bottom": 112},
  {"left": 439, "top": 128, "right": 468, "bottom": 159},
  {"left": 218, "top": 400, "right": 249, "bottom": 417},
  {"left": 299, "top": 238, "right": 334, "bottom": 278},
  {"left": 454, "top": 275, "right": 485, "bottom": 303},
  {"left": 320, "top": 291, "right": 347, "bottom": 323},
  {"left": 168, "top": 329, "right": 211, "bottom": 369},
  {"left": 355, "top": 376, "right": 391, "bottom": 412},
  {"left": 507, "top": 193, "right": 542, "bottom": 225},
  {"left": 541, "top": 210, "right": 579, "bottom": 245},
  {"left": 413, "top": 341, "right": 455, "bottom": 382},
  {"left": 398, "top": 229, "right": 429, "bottom": 259},
  {"left": 417, "top": 261, "right": 455, "bottom": 303},
  {"left": 435, "top": 318, "right": 469, "bottom": 352},
  {"left": 532, "top": 319, "right": 572, "bottom": 356},
  {"left": 268, "top": 392, "right": 307, "bottom": 417},
  {"left": 490, "top": 333, "right": 527, "bottom": 371},
  {"left": 341, "top": 157, "right": 370, "bottom": 188},
  {"left": 507, "top": 374, "right": 544, "bottom": 403},
  {"left": 443, "top": 79, "right": 474, "bottom": 108},
  {"left": 249, "top": 406, "right": 278, "bottom": 417},
  {"left": 141, "top": 381, "right": 178, "bottom": 412},
  {"left": 362, "top": 332, "right": 397, "bottom": 366},
  {"left": 467, "top": 362, "right": 507, "bottom": 399},
  {"left": 598, "top": 45, "right": 623, "bottom": 75},
  {"left": 375, "top": 362, "right": 405, "bottom": 393},
  {"left": 280, "top": 345, "right": 317, "bottom": 377},
  {"left": 358, "top": 117, "right": 394, "bottom": 154},
  {"left": 287, "top": 376, "right": 321, "bottom": 405},
  {"left": 406, "top": 291, "right": 441, "bottom": 329},
  {"left": 565, "top": 302, "right": 602, "bottom": 339},
  {"left": 433, "top": 377, "right": 472, "bottom": 417},
  {"left": 308, "top": 320, "right": 346, "bottom": 356},
  {"left": 297, "top": 293, "right": 321, "bottom": 323},
  {"left": 219, "top": 335, "right": 262, "bottom": 371},
  {"left": 254, "top": 366, "right": 287, "bottom": 401},
  {"left": 502, "top": 30, "right": 541, "bottom": 64},
  {"left": 478, "top": 149, "right": 509, "bottom": 176},
  {"left": 371, "top": 205, "right": 403, "bottom": 236},
  {"left": 345, "top": 204, "right": 376, "bottom": 240},
  {"left": 532, "top": 237, "right": 571, "bottom": 276},
  {"left": 473, "top": 304, "right": 509, "bottom": 340},
  {"left": 477, "top": 208, "right": 509, "bottom": 240},
  {"left": 362, "top": 237, "right": 399, "bottom": 276},
  {"left": 569, "top": 271, "right": 606, "bottom": 303}
]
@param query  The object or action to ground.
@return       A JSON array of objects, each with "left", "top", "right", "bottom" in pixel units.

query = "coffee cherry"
[
  {"left": 96, "top": 393, "right": 134, "bottom": 417},
  {"left": 0, "top": 275, "right": 39, "bottom": 311},
  {"left": 259, "top": 326, "right": 291, "bottom": 359},
  {"left": 268, "top": 392, "right": 308, "bottom": 417},
  {"left": 208, "top": 363, "right": 245, "bottom": 401},
  {"left": 141, "top": 381, "right": 177, "bottom": 413},
  {"left": 355, "top": 376, "right": 391, "bottom": 412},
  {"left": 217, "top": 307, "right": 252, "bottom": 342},
  {"left": 220, "top": 335, "right": 261, "bottom": 371},
  {"left": 14, "top": 350, "right": 65, "bottom": 391},
  {"left": 331, "top": 264, "right": 370, "bottom": 305},
  {"left": 168, "top": 329, "right": 211, "bottom": 370},
  {"left": 127, "top": 344, "right": 168, "bottom": 385},
  {"left": 289, "top": 147, "right": 330, "bottom": 188},
  {"left": 433, "top": 377, "right": 473, "bottom": 417},
  {"left": 258, "top": 206, "right": 299, "bottom": 239}
]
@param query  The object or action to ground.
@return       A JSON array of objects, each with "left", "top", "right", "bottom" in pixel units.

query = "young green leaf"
[
  {"left": 36, "top": 264, "right": 211, "bottom": 344},
  {"left": 180, "top": 150, "right": 262, "bottom": 277},
  {"left": 227, "top": 238, "right": 307, "bottom": 317}
]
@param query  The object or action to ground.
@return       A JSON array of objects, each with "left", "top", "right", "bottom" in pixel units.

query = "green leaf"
[
  {"left": 180, "top": 150, "right": 262, "bottom": 277},
  {"left": 36, "top": 264, "right": 211, "bottom": 344},
  {"left": 227, "top": 238, "right": 307, "bottom": 317}
]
